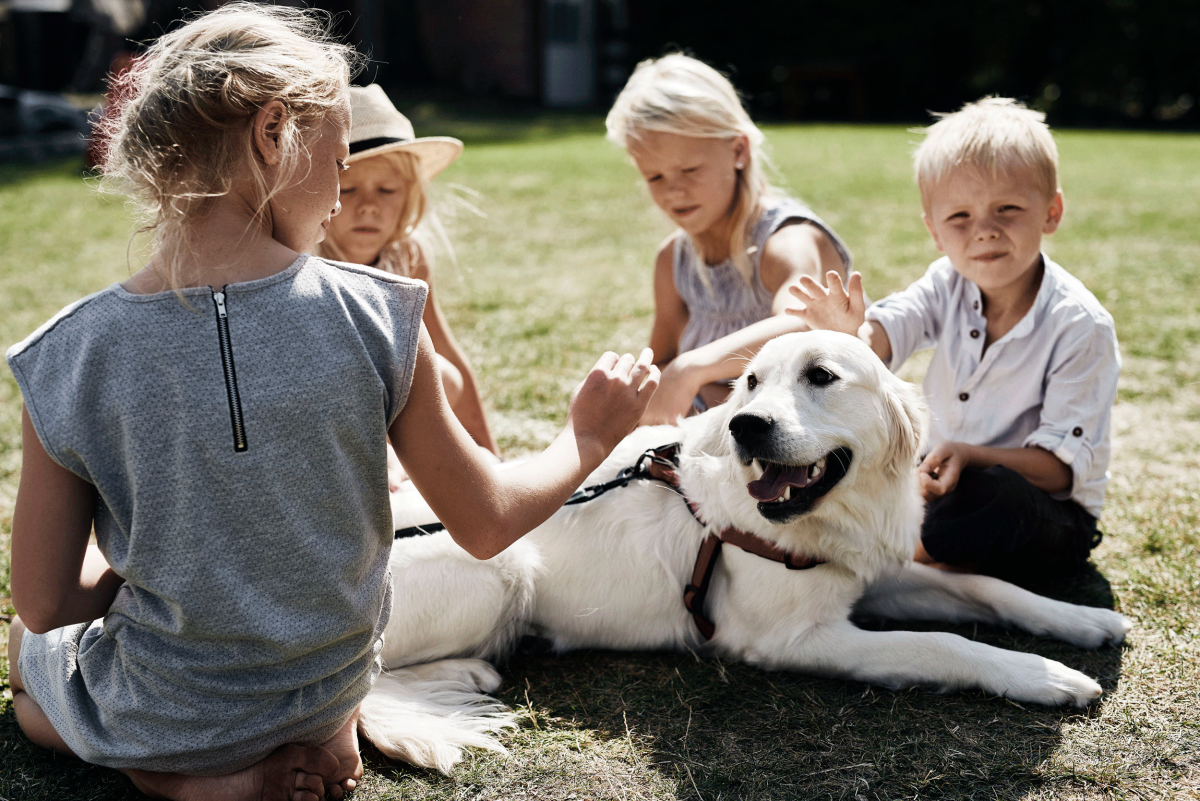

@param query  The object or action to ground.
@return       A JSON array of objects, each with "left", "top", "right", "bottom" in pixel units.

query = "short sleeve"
[
  {"left": 1022, "top": 313, "right": 1121, "bottom": 502},
  {"left": 865, "top": 259, "right": 952, "bottom": 372},
  {"left": 378, "top": 278, "right": 428, "bottom": 427},
  {"left": 5, "top": 292, "right": 110, "bottom": 482}
]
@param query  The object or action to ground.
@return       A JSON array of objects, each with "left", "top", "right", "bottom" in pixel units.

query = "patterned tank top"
[{"left": 674, "top": 197, "right": 852, "bottom": 355}]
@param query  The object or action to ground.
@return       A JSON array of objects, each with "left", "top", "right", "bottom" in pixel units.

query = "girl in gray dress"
[
  {"left": 5, "top": 5, "right": 658, "bottom": 800},
  {"left": 606, "top": 54, "right": 853, "bottom": 421}
]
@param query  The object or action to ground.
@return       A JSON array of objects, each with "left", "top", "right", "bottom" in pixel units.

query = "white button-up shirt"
[{"left": 866, "top": 255, "right": 1120, "bottom": 518}]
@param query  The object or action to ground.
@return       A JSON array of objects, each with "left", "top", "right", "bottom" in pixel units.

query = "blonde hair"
[
  {"left": 99, "top": 2, "right": 361, "bottom": 289},
  {"left": 318, "top": 150, "right": 454, "bottom": 277},
  {"left": 605, "top": 53, "right": 778, "bottom": 284},
  {"left": 914, "top": 96, "right": 1060, "bottom": 209}
]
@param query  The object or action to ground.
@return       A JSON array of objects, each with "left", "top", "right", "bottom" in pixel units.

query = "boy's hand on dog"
[
  {"left": 568, "top": 348, "right": 660, "bottom": 456},
  {"left": 787, "top": 270, "right": 867, "bottom": 337},
  {"left": 918, "top": 441, "right": 971, "bottom": 501}
]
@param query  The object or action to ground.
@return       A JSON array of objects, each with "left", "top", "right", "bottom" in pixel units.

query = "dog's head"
[{"left": 682, "top": 331, "right": 927, "bottom": 580}]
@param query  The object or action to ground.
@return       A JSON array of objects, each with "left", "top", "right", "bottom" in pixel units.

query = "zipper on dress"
[{"left": 212, "top": 289, "right": 248, "bottom": 452}]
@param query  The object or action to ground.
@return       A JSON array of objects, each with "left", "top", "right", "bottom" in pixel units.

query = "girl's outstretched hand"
[
  {"left": 786, "top": 270, "right": 867, "bottom": 336},
  {"left": 567, "top": 348, "right": 660, "bottom": 458}
]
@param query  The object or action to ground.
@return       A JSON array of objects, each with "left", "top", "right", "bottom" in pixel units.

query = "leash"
[
  {"left": 393, "top": 443, "right": 684, "bottom": 540},
  {"left": 392, "top": 440, "right": 825, "bottom": 642}
]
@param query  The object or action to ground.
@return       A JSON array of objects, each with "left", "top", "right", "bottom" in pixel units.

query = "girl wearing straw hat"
[{"left": 319, "top": 84, "right": 497, "bottom": 488}]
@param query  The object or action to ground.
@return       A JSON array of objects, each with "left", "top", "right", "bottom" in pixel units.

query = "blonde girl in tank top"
[{"left": 606, "top": 53, "right": 853, "bottom": 422}]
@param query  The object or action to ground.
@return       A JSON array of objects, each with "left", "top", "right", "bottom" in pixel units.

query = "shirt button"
[
  {"left": 1073, "top": 427, "right": 1083, "bottom": 437},
  {"left": 969, "top": 329, "right": 980, "bottom": 339},
  {"left": 959, "top": 392, "right": 970, "bottom": 402},
  {"left": 973, "top": 301, "right": 979, "bottom": 310}
]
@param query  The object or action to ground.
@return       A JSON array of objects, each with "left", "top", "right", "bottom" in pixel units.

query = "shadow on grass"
[
  {"left": 459, "top": 568, "right": 1123, "bottom": 800},
  {"left": 0, "top": 569, "right": 1126, "bottom": 800}
]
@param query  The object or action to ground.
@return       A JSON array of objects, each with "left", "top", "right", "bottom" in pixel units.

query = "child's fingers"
[
  {"left": 592, "top": 351, "right": 620, "bottom": 373},
  {"left": 918, "top": 469, "right": 948, "bottom": 499},
  {"left": 788, "top": 274, "right": 825, "bottom": 306},
  {"left": 631, "top": 348, "right": 656, "bottom": 387},
  {"left": 825, "top": 270, "right": 847, "bottom": 295},
  {"left": 638, "top": 364, "right": 662, "bottom": 396},
  {"left": 847, "top": 272, "right": 867, "bottom": 315},
  {"left": 799, "top": 273, "right": 826, "bottom": 294}
]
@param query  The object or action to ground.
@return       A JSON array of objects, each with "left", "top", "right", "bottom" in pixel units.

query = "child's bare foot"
[
  {"left": 123, "top": 743, "right": 339, "bottom": 801},
  {"left": 321, "top": 709, "right": 364, "bottom": 799}
]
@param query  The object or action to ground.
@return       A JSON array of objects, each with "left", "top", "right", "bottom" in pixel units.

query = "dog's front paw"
[
  {"left": 1057, "top": 606, "right": 1133, "bottom": 649},
  {"left": 1005, "top": 657, "right": 1103, "bottom": 707}
]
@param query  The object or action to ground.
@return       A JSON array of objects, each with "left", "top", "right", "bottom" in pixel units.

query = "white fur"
[{"left": 364, "top": 331, "right": 1132, "bottom": 772}]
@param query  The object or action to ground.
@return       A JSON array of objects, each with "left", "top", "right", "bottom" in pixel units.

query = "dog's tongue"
[{"left": 747, "top": 463, "right": 817, "bottom": 502}]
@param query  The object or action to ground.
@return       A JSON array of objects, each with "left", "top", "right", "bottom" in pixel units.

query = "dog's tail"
[{"left": 358, "top": 658, "right": 517, "bottom": 774}]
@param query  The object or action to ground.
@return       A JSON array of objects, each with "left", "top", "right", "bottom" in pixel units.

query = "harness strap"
[
  {"left": 395, "top": 443, "right": 684, "bottom": 540},
  {"left": 683, "top": 533, "right": 722, "bottom": 640},
  {"left": 719, "top": 527, "right": 827, "bottom": 571}
]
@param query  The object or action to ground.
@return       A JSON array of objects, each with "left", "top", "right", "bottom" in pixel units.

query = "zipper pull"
[{"left": 214, "top": 291, "right": 227, "bottom": 319}]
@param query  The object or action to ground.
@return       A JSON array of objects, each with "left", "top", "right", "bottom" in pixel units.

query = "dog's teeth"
[
  {"left": 816, "top": 456, "right": 827, "bottom": 471},
  {"left": 783, "top": 486, "right": 792, "bottom": 501},
  {"left": 811, "top": 463, "right": 822, "bottom": 479}
]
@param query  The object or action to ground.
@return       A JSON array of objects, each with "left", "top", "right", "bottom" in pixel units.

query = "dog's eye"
[
  {"left": 746, "top": 373, "right": 758, "bottom": 390},
  {"left": 805, "top": 366, "right": 838, "bottom": 386}
]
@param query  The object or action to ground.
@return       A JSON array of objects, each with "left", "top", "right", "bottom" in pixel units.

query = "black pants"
[{"left": 921, "top": 465, "right": 1102, "bottom": 588}]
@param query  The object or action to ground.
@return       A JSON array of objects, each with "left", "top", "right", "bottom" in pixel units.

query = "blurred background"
[{"left": 1, "top": 0, "right": 1197, "bottom": 162}]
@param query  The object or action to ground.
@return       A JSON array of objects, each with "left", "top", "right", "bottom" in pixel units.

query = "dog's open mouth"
[{"left": 745, "top": 447, "right": 853, "bottom": 521}]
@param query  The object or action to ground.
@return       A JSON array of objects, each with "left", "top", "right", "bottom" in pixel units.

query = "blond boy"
[{"left": 789, "top": 97, "right": 1120, "bottom": 587}]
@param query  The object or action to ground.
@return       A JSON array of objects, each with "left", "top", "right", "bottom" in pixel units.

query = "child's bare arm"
[
  {"left": 392, "top": 325, "right": 659, "bottom": 559},
  {"left": 641, "top": 224, "right": 842, "bottom": 424},
  {"left": 787, "top": 271, "right": 893, "bottom": 364},
  {"left": 11, "top": 409, "right": 122, "bottom": 634},
  {"left": 919, "top": 441, "right": 1072, "bottom": 502}
]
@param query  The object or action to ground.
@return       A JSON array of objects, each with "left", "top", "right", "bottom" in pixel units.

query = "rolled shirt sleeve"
[{"left": 1022, "top": 309, "right": 1121, "bottom": 512}]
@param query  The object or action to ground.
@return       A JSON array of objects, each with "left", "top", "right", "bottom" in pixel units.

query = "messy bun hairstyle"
[{"left": 99, "top": 2, "right": 361, "bottom": 288}]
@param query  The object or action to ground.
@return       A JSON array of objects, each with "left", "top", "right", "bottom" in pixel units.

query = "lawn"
[{"left": 1, "top": 118, "right": 1198, "bottom": 799}]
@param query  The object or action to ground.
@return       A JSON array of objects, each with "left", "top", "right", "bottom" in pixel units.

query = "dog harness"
[{"left": 393, "top": 442, "right": 826, "bottom": 641}]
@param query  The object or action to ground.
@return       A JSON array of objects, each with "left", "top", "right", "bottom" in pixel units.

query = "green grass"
[{"left": 2, "top": 121, "right": 1199, "bottom": 799}]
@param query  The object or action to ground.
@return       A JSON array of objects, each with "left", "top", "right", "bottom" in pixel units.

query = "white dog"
[{"left": 358, "top": 331, "right": 1131, "bottom": 772}]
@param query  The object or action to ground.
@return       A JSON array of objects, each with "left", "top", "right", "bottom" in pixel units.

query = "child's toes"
[{"left": 293, "top": 768, "right": 326, "bottom": 800}]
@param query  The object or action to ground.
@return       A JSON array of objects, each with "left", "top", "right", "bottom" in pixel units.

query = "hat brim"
[{"left": 345, "top": 136, "right": 463, "bottom": 182}]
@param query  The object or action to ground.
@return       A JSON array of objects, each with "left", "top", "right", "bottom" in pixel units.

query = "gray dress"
[
  {"left": 674, "top": 197, "right": 853, "bottom": 356},
  {"left": 7, "top": 255, "right": 427, "bottom": 775}
]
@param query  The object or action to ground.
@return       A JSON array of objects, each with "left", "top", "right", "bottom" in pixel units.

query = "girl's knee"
[
  {"left": 437, "top": 355, "right": 463, "bottom": 407},
  {"left": 8, "top": 615, "right": 27, "bottom": 692}
]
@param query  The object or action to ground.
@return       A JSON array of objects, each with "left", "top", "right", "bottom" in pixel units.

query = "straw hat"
[{"left": 345, "top": 84, "right": 463, "bottom": 181}]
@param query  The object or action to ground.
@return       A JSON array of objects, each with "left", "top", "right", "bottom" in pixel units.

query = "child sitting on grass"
[
  {"left": 605, "top": 53, "right": 853, "bottom": 423},
  {"left": 788, "top": 97, "right": 1120, "bottom": 588},
  {"left": 318, "top": 84, "right": 497, "bottom": 490},
  {"left": 5, "top": 5, "right": 657, "bottom": 800}
]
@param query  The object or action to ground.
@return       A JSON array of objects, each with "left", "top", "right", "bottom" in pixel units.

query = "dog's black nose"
[{"left": 729, "top": 412, "right": 774, "bottom": 448}]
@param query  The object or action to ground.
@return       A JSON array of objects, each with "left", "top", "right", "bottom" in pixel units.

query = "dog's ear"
[{"left": 882, "top": 377, "right": 926, "bottom": 474}]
